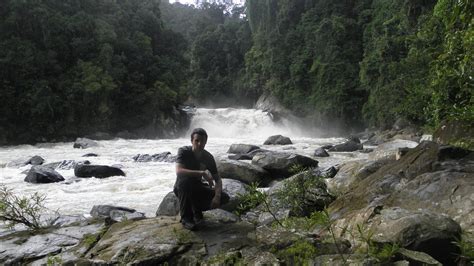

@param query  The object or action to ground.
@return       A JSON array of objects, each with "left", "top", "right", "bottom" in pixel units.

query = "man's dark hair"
[{"left": 191, "top": 128, "right": 208, "bottom": 141}]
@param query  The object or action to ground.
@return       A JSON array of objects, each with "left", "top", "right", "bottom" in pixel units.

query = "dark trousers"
[{"left": 174, "top": 178, "right": 230, "bottom": 222}]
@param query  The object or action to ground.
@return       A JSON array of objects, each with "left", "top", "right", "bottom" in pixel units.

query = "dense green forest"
[{"left": 0, "top": 0, "right": 472, "bottom": 144}]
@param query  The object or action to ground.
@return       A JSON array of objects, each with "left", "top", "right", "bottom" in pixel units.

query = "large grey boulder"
[
  {"left": 325, "top": 157, "right": 395, "bottom": 195},
  {"left": 263, "top": 135, "right": 292, "bottom": 145},
  {"left": 7, "top": 155, "right": 45, "bottom": 168},
  {"left": 314, "top": 147, "right": 329, "bottom": 157},
  {"left": 156, "top": 192, "right": 180, "bottom": 216},
  {"left": 227, "top": 144, "right": 260, "bottom": 154},
  {"left": 24, "top": 166, "right": 65, "bottom": 183},
  {"left": 329, "top": 141, "right": 474, "bottom": 263},
  {"left": 217, "top": 158, "right": 272, "bottom": 186},
  {"left": 221, "top": 178, "right": 248, "bottom": 211},
  {"left": 251, "top": 151, "right": 318, "bottom": 178},
  {"left": 84, "top": 216, "right": 255, "bottom": 265},
  {"left": 74, "top": 164, "right": 125, "bottom": 178},
  {"left": 328, "top": 139, "right": 363, "bottom": 152},
  {"left": 228, "top": 148, "right": 270, "bottom": 160},
  {"left": 368, "top": 208, "right": 460, "bottom": 265},
  {"left": 26, "top": 155, "right": 44, "bottom": 165},
  {"left": 369, "top": 139, "right": 419, "bottom": 160},
  {"left": 73, "top": 138, "right": 98, "bottom": 149},
  {"left": 0, "top": 222, "right": 103, "bottom": 264}
]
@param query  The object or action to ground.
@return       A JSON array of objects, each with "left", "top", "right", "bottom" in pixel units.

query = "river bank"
[{"left": 1, "top": 125, "right": 472, "bottom": 264}]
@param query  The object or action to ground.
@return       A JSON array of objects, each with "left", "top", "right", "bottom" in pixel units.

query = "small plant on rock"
[
  {"left": 46, "top": 254, "right": 63, "bottom": 266},
  {"left": 356, "top": 223, "right": 399, "bottom": 263},
  {"left": 235, "top": 182, "right": 284, "bottom": 227},
  {"left": 234, "top": 182, "right": 264, "bottom": 216},
  {"left": 0, "top": 184, "right": 48, "bottom": 229},
  {"left": 453, "top": 232, "right": 474, "bottom": 266},
  {"left": 277, "top": 240, "right": 319, "bottom": 266}
]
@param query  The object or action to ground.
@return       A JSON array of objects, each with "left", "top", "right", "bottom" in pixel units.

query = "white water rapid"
[{"left": 0, "top": 108, "right": 364, "bottom": 218}]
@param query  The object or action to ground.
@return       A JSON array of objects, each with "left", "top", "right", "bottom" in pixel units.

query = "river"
[{"left": 0, "top": 108, "right": 365, "bottom": 217}]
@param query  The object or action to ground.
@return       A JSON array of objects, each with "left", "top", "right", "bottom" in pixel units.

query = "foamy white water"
[{"left": 0, "top": 108, "right": 364, "bottom": 217}]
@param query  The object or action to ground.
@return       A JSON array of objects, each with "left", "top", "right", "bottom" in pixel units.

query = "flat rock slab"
[
  {"left": 0, "top": 223, "right": 103, "bottom": 264},
  {"left": 86, "top": 217, "right": 255, "bottom": 264}
]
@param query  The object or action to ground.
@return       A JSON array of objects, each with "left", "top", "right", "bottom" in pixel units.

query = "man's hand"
[
  {"left": 203, "top": 170, "right": 214, "bottom": 188},
  {"left": 210, "top": 195, "right": 220, "bottom": 209}
]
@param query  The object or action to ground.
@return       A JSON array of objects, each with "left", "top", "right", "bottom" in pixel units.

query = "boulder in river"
[
  {"left": 313, "top": 147, "right": 329, "bottom": 157},
  {"left": 74, "top": 164, "right": 125, "bottom": 178},
  {"left": 26, "top": 155, "right": 44, "bottom": 165},
  {"left": 217, "top": 158, "right": 272, "bottom": 186},
  {"left": 133, "top": 152, "right": 176, "bottom": 163},
  {"left": 251, "top": 151, "right": 318, "bottom": 178},
  {"left": 263, "top": 135, "right": 292, "bottom": 145},
  {"left": 24, "top": 166, "right": 65, "bottom": 183},
  {"left": 73, "top": 138, "right": 98, "bottom": 149},
  {"left": 328, "top": 139, "right": 363, "bottom": 152},
  {"left": 227, "top": 144, "right": 260, "bottom": 154},
  {"left": 7, "top": 156, "right": 44, "bottom": 168}
]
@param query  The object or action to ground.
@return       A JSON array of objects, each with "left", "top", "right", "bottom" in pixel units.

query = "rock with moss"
[
  {"left": 433, "top": 120, "right": 474, "bottom": 150},
  {"left": 0, "top": 221, "right": 104, "bottom": 264},
  {"left": 85, "top": 216, "right": 256, "bottom": 264},
  {"left": 397, "top": 248, "right": 442, "bottom": 265},
  {"left": 328, "top": 141, "right": 473, "bottom": 264}
]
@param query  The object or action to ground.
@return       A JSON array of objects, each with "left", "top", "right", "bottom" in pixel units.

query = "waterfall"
[{"left": 187, "top": 108, "right": 308, "bottom": 139}]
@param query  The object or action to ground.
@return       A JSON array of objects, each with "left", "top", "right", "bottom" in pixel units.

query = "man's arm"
[{"left": 175, "top": 163, "right": 205, "bottom": 178}]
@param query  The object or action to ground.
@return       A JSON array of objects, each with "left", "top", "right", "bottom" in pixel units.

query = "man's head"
[{"left": 190, "top": 128, "right": 208, "bottom": 153}]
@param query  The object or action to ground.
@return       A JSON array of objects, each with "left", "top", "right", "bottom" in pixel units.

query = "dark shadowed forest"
[{"left": 0, "top": 0, "right": 472, "bottom": 144}]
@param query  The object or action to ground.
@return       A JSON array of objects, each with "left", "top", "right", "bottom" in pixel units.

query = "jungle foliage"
[{"left": 1, "top": 0, "right": 472, "bottom": 143}]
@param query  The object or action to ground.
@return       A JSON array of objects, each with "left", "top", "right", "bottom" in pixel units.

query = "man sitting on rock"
[{"left": 174, "top": 128, "right": 229, "bottom": 230}]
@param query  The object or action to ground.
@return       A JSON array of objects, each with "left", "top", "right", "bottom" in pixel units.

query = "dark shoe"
[{"left": 182, "top": 220, "right": 196, "bottom": 231}]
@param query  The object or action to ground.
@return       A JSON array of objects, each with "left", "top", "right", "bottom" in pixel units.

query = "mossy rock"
[{"left": 433, "top": 120, "right": 474, "bottom": 150}]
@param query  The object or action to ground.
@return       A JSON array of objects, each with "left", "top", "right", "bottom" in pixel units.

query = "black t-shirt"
[{"left": 175, "top": 146, "right": 220, "bottom": 183}]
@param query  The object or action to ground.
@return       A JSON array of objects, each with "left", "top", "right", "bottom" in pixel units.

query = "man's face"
[{"left": 191, "top": 134, "right": 207, "bottom": 152}]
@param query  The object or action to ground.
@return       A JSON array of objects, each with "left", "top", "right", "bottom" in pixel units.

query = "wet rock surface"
[
  {"left": 251, "top": 151, "right": 318, "bottom": 178},
  {"left": 74, "top": 164, "right": 125, "bottom": 178},
  {"left": 263, "top": 135, "right": 292, "bottom": 145},
  {"left": 73, "top": 137, "right": 98, "bottom": 149},
  {"left": 24, "top": 165, "right": 65, "bottom": 183},
  {"left": 227, "top": 143, "right": 260, "bottom": 154},
  {"left": 217, "top": 158, "right": 271, "bottom": 185}
]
